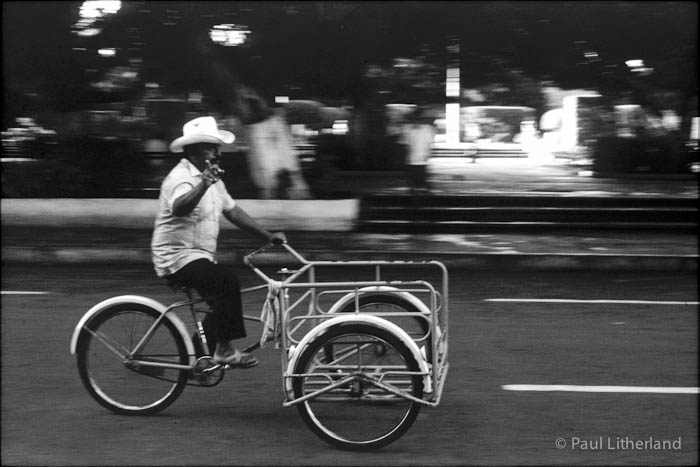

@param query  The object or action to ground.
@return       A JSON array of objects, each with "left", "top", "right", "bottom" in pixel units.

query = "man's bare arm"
[{"left": 172, "top": 182, "right": 209, "bottom": 217}]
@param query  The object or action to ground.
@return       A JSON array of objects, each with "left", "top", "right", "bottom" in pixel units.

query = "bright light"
[
  {"left": 275, "top": 96, "right": 290, "bottom": 104},
  {"left": 445, "top": 103, "right": 460, "bottom": 144},
  {"left": 80, "top": 1, "right": 121, "bottom": 18},
  {"left": 98, "top": 48, "right": 116, "bottom": 57},
  {"left": 560, "top": 94, "right": 601, "bottom": 150},
  {"left": 331, "top": 120, "right": 349, "bottom": 135},
  {"left": 73, "top": 1, "right": 121, "bottom": 36},
  {"left": 446, "top": 67, "right": 460, "bottom": 98},
  {"left": 626, "top": 58, "right": 654, "bottom": 75},
  {"left": 209, "top": 24, "right": 250, "bottom": 47},
  {"left": 77, "top": 28, "right": 101, "bottom": 37}
]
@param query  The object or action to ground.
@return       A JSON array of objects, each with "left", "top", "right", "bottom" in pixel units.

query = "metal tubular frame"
[{"left": 244, "top": 243, "right": 449, "bottom": 407}]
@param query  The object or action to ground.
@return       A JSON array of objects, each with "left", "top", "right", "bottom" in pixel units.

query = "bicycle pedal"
[
  {"left": 202, "top": 363, "right": 224, "bottom": 373},
  {"left": 222, "top": 359, "right": 259, "bottom": 370}
]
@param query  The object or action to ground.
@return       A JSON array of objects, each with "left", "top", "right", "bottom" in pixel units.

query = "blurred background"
[{"left": 2, "top": 1, "right": 698, "bottom": 199}]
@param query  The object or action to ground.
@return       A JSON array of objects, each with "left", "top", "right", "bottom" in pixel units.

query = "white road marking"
[
  {"left": 502, "top": 384, "right": 699, "bottom": 394},
  {"left": 1, "top": 291, "right": 50, "bottom": 295},
  {"left": 485, "top": 299, "right": 699, "bottom": 305}
]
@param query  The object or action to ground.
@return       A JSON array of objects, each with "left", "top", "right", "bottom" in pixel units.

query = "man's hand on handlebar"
[{"left": 268, "top": 232, "right": 287, "bottom": 245}]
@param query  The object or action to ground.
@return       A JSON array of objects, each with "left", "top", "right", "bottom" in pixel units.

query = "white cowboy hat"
[{"left": 169, "top": 116, "right": 235, "bottom": 153}]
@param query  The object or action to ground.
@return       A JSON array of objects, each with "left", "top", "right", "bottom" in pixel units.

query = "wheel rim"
[
  {"left": 297, "top": 331, "right": 421, "bottom": 447},
  {"left": 82, "top": 309, "right": 186, "bottom": 412}
]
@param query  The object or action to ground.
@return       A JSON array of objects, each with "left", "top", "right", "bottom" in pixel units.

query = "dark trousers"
[
  {"left": 165, "top": 259, "right": 246, "bottom": 344},
  {"left": 408, "top": 164, "right": 430, "bottom": 190}
]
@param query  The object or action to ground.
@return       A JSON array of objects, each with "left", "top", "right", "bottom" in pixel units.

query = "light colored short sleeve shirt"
[{"left": 151, "top": 158, "right": 236, "bottom": 277}]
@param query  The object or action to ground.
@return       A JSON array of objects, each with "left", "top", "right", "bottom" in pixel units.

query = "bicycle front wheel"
[
  {"left": 293, "top": 323, "right": 424, "bottom": 451},
  {"left": 76, "top": 303, "right": 189, "bottom": 415}
]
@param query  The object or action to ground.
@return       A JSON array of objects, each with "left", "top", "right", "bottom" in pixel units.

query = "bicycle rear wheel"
[
  {"left": 76, "top": 303, "right": 189, "bottom": 415},
  {"left": 293, "top": 323, "right": 423, "bottom": 451}
]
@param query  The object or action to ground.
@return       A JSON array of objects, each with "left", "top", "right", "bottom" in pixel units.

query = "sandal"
[{"left": 213, "top": 350, "right": 259, "bottom": 369}]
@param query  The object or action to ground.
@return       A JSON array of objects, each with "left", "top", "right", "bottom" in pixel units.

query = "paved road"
[{"left": 1, "top": 265, "right": 697, "bottom": 465}]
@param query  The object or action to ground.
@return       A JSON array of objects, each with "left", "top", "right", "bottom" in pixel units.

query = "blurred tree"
[
  {"left": 347, "top": 45, "right": 445, "bottom": 169},
  {"left": 461, "top": 53, "right": 547, "bottom": 119},
  {"left": 2, "top": 1, "right": 88, "bottom": 112},
  {"left": 4, "top": 1, "right": 695, "bottom": 153}
]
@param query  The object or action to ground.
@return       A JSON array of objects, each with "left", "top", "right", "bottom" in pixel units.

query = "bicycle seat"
[{"left": 165, "top": 279, "right": 192, "bottom": 296}]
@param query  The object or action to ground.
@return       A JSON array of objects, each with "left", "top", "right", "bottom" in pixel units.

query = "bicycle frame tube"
[
  {"left": 129, "top": 299, "right": 198, "bottom": 362},
  {"left": 282, "top": 369, "right": 432, "bottom": 408}
]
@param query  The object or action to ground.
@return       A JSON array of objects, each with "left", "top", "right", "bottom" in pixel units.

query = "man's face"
[{"left": 187, "top": 143, "right": 221, "bottom": 172}]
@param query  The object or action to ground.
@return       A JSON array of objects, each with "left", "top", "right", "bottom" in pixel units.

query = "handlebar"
[
  {"left": 243, "top": 241, "right": 307, "bottom": 265},
  {"left": 243, "top": 241, "right": 308, "bottom": 282}
]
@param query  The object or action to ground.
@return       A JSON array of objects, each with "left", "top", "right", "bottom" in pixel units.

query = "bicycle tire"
[
  {"left": 293, "top": 322, "right": 423, "bottom": 451},
  {"left": 76, "top": 303, "right": 189, "bottom": 415}
]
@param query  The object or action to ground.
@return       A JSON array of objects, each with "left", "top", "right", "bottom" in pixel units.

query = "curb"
[
  {"left": 2, "top": 247, "right": 696, "bottom": 271},
  {"left": 0, "top": 199, "right": 360, "bottom": 231}
]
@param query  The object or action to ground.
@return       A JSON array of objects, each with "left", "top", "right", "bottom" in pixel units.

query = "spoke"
[
  {"left": 326, "top": 342, "right": 373, "bottom": 365},
  {"left": 78, "top": 307, "right": 188, "bottom": 415}
]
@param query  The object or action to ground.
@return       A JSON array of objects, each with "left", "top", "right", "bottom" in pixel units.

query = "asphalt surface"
[{"left": 1, "top": 265, "right": 697, "bottom": 465}]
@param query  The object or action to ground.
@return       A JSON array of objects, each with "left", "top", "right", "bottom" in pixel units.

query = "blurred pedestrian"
[
  {"left": 241, "top": 91, "right": 311, "bottom": 199},
  {"left": 151, "top": 116, "right": 286, "bottom": 367},
  {"left": 400, "top": 107, "right": 435, "bottom": 193}
]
